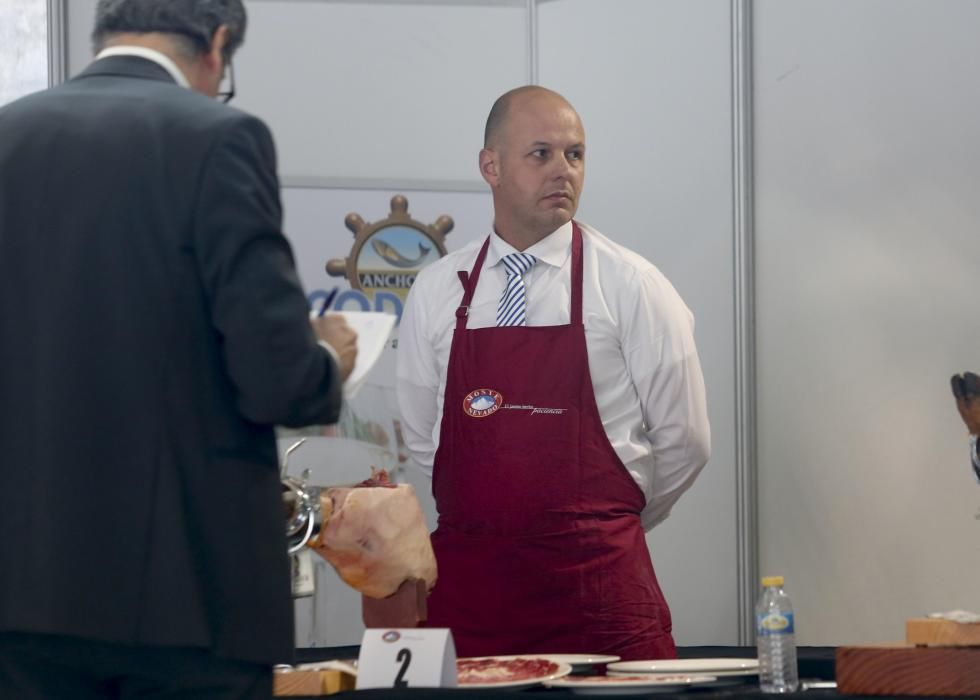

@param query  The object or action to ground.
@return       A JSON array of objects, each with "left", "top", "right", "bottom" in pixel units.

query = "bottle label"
[{"left": 757, "top": 611, "right": 794, "bottom": 636}]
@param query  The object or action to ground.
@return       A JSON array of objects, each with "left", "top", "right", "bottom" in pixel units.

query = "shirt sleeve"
[
  {"left": 396, "top": 275, "right": 442, "bottom": 475},
  {"left": 622, "top": 268, "right": 712, "bottom": 530}
]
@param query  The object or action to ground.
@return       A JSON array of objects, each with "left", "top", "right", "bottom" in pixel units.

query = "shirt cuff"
[{"left": 317, "top": 340, "right": 340, "bottom": 366}]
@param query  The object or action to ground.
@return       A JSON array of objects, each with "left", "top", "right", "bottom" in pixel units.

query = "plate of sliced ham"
[{"left": 456, "top": 656, "right": 573, "bottom": 689}]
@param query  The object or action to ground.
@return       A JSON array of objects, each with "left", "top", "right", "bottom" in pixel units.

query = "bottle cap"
[{"left": 761, "top": 575, "right": 784, "bottom": 587}]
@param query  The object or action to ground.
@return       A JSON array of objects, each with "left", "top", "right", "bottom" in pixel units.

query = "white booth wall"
[{"left": 754, "top": 0, "right": 980, "bottom": 645}]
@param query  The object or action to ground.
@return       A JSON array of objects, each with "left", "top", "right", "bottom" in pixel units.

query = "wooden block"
[
  {"left": 273, "top": 669, "right": 356, "bottom": 696},
  {"left": 907, "top": 617, "right": 980, "bottom": 646},
  {"left": 362, "top": 577, "right": 428, "bottom": 629},
  {"left": 837, "top": 645, "right": 980, "bottom": 696},
  {"left": 320, "top": 670, "right": 356, "bottom": 695},
  {"left": 273, "top": 670, "right": 321, "bottom": 696}
]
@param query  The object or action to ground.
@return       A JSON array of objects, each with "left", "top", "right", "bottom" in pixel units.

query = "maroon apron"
[{"left": 426, "top": 222, "right": 676, "bottom": 660}]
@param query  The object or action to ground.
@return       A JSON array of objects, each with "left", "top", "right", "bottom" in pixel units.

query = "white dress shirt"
[
  {"left": 95, "top": 46, "right": 191, "bottom": 88},
  {"left": 396, "top": 220, "right": 711, "bottom": 530}
]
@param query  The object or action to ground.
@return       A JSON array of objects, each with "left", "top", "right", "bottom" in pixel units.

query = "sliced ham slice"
[{"left": 309, "top": 468, "right": 437, "bottom": 599}]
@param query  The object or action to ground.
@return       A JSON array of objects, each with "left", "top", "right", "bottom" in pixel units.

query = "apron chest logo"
[{"left": 463, "top": 388, "right": 503, "bottom": 418}]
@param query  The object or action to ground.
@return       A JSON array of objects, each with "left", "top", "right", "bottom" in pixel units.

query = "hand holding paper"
[{"left": 312, "top": 313, "right": 358, "bottom": 382}]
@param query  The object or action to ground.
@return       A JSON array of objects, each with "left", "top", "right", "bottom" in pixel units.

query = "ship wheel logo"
[{"left": 326, "top": 195, "right": 453, "bottom": 306}]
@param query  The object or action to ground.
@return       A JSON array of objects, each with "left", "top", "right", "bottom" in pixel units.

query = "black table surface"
[
  {"left": 285, "top": 645, "right": 887, "bottom": 699},
  {"left": 293, "top": 646, "right": 961, "bottom": 700}
]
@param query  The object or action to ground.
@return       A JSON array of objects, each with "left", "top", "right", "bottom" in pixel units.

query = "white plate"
[
  {"left": 456, "top": 655, "right": 573, "bottom": 690},
  {"left": 540, "top": 654, "right": 621, "bottom": 672},
  {"left": 544, "top": 673, "right": 717, "bottom": 695},
  {"left": 607, "top": 657, "right": 758, "bottom": 675}
]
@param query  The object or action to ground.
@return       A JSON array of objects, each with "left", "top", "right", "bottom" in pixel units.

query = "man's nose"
[{"left": 552, "top": 153, "right": 573, "bottom": 179}]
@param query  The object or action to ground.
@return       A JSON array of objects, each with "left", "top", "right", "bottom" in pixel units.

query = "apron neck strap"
[
  {"left": 455, "top": 222, "right": 584, "bottom": 329},
  {"left": 570, "top": 221, "right": 583, "bottom": 326},
  {"left": 455, "top": 236, "right": 491, "bottom": 329}
]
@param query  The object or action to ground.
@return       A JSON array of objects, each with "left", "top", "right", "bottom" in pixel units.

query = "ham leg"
[{"left": 308, "top": 469, "right": 437, "bottom": 600}]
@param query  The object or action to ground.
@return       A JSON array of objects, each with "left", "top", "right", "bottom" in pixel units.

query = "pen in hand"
[
  {"left": 311, "top": 288, "right": 357, "bottom": 383},
  {"left": 317, "top": 288, "right": 339, "bottom": 317}
]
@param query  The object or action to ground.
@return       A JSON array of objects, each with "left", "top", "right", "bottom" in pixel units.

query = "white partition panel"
[
  {"left": 755, "top": 0, "right": 980, "bottom": 644},
  {"left": 539, "top": 0, "right": 739, "bottom": 645},
  {"left": 65, "top": 0, "right": 97, "bottom": 73},
  {"left": 238, "top": 1, "right": 527, "bottom": 186},
  {"left": 65, "top": 0, "right": 528, "bottom": 188}
]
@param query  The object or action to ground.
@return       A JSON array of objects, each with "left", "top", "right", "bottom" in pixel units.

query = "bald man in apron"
[{"left": 397, "top": 86, "right": 710, "bottom": 660}]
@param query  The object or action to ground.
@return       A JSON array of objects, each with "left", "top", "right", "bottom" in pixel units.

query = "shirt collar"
[
  {"left": 95, "top": 46, "right": 191, "bottom": 89},
  {"left": 487, "top": 220, "right": 573, "bottom": 270}
]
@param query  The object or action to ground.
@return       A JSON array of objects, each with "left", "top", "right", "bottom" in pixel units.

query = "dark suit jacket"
[{"left": 0, "top": 56, "right": 340, "bottom": 664}]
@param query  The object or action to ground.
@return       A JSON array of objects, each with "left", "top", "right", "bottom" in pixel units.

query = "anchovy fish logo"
[{"left": 371, "top": 239, "right": 431, "bottom": 268}]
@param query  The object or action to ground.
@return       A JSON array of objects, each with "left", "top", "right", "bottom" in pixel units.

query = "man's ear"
[
  {"left": 207, "top": 24, "right": 229, "bottom": 72},
  {"left": 479, "top": 148, "right": 499, "bottom": 186}
]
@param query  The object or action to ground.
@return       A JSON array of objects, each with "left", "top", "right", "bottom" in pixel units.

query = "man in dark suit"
[{"left": 0, "top": 1, "right": 356, "bottom": 697}]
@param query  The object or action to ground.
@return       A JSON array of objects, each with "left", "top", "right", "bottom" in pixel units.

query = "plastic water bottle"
[{"left": 756, "top": 575, "right": 799, "bottom": 693}]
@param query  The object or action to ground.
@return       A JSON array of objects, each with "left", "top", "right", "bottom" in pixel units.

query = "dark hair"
[{"left": 92, "top": 0, "right": 247, "bottom": 62}]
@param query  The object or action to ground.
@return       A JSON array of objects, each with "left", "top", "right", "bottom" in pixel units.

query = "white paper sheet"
[
  {"left": 332, "top": 311, "right": 396, "bottom": 400},
  {"left": 928, "top": 609, "right": 980, "bottom": 624}
]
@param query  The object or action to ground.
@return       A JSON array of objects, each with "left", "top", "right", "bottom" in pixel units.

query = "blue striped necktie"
[{"left": 497, "top": 252, "right": 537, "bottom": 327}]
